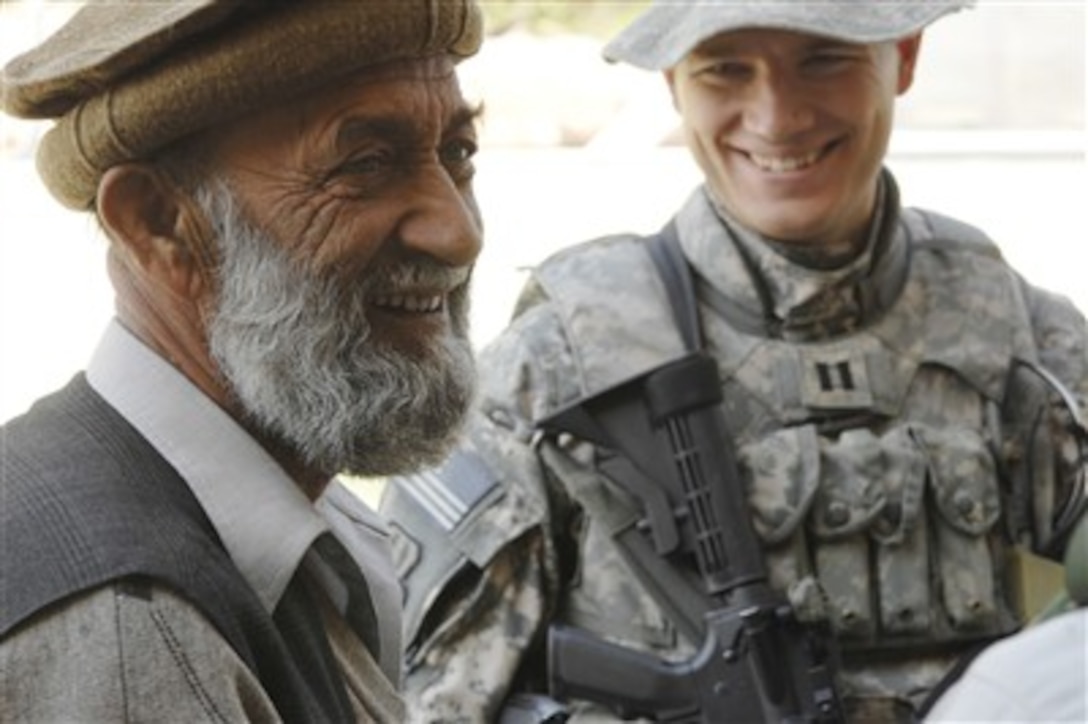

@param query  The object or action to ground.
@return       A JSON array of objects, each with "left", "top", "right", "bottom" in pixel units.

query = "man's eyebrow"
[
  {"left": 450, "top": 102, "right": 485, "bottom": 135},
  {"left": 335, "top": 103, "right": 484, "bottom": 150},
  {"left": 805, "top": 38, "right": 860, "bottom": 52},
  {"left": 336, "top": 116, "right": 415, "bottom": 150}
]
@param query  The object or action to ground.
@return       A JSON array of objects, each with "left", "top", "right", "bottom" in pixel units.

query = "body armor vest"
[{"left": 534, "top": 206, "right": 1039, "bottom": 660}]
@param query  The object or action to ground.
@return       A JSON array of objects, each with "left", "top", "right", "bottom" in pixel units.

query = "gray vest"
[{"left": 1, "top": 375, "right": 355, "bottom": 723}]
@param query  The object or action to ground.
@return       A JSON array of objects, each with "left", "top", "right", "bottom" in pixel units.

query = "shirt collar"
[
  {"left": 676, "top": 172, "right": 899, "bottom": 337},
  {"left": 716, "top": 190, "right": 881, "bottom": 322},
  {"left": 86, "top": 320, "right": 328, "bottom": 612}
]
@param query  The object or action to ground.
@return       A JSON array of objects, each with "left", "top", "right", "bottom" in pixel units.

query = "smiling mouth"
[
  {"left": 368, "top": 265, "right": 470, "bottom": 316},
  {"left": 746, "top": 144, "right": 831, "bottom": 173},
  {"left": 371, "top": 293, "right": 445, "bottom": 313}
]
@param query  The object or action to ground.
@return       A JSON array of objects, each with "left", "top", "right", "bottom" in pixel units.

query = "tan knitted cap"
[{"left": 1, "top": 0, "right": 484, "bottom": 210}]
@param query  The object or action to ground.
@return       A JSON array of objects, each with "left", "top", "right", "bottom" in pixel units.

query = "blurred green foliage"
[{"left": 479, "top": 1, "right": 651, "bottom": 38}]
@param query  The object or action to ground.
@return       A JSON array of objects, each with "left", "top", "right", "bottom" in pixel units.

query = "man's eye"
[
  {"left": 342, "top": 153, "right": 388, "bottom": 175},
  {"left": 805, "top": 53, "right": 855, "bottom": 73},
  {"left": 441, "top": 138, "right": 478, "bottom": 165},
  {"left": 714, "top": 62, "right": 748, "bottom": 75},
  {"left": 693, "top": 61, "right": 750, "bottom": 82}
]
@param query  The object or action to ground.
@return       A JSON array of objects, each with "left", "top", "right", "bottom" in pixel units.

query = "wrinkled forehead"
[
  {"left": 275, "top": 55, "right": 471, "bottom": 131},
  {"left": 292, "top": 54, "right": 466, "bottom": 120}
]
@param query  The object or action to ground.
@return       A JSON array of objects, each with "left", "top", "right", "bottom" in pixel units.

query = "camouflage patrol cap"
[
  {"left": 0, "top": 0, "right": 484, "bottom": 210},
  {"left": 604, "top": 0, "right": 974, "bottom": 70}
]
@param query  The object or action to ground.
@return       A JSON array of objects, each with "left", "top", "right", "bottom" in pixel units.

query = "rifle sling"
[
  {"left": 594, "top": 225, "right": 717, "bottom": 645},
  {"left": 647, "top": 221, "right": 703, "bottom": 354},
  {"left": 613, "top": 522, "right": 710, "bottom": 646}
]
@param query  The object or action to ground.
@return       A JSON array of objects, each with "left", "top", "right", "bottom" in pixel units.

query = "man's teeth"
[
  {"left": 749, "top": 150, "right": 821, "bottom": 172},
  {"left": 372, "top": 294, "right": 443, "bottom": 312}
]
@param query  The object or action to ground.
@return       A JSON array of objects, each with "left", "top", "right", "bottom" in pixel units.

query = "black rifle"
[{"left": 538, "top": 352, "right": 843, "bottom": 723}]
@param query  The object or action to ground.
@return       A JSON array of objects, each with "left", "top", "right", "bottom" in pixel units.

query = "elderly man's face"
[
  {"left": 667, "top": 29, "right": 920, "bottom": 250},
  {"left": 197, "top": 56, "right": 482, "bottom": 478}
]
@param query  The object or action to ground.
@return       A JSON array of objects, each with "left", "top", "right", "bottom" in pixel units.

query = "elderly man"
[
  {"left": 381, "top": 1, "right": 1088, "bottom": 722},
  {"left": 0, "top": 1, "right": 482, "bottom": 721}
]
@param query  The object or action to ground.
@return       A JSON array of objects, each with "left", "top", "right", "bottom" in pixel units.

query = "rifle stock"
[{"left": 539, "top": 353, "right": 843, "bottom": 723}]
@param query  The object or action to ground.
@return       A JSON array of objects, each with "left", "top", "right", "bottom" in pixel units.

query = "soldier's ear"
[{"left": 894, "top": 33, "right": 924, "bottom": 95}]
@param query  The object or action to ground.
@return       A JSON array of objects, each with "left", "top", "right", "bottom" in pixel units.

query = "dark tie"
[{"left": 312, "top": 532, "right": 381, "bottom": 662}]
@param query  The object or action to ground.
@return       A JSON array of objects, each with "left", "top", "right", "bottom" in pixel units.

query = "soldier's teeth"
[{"left": 749, "top": 150, "right": 821, "bottom": 172}]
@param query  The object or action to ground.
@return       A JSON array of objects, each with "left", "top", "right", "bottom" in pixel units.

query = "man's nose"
[
  {"left": 398, "top": 168, "right": 483, "bottom": 268},
  {"left": 742, "top": 72, "right": 816, "bottom": 141}
]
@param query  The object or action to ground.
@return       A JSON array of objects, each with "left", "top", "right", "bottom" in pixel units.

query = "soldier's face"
[{"left": 666, "top": 29, "right": 921, "bottom": 249}]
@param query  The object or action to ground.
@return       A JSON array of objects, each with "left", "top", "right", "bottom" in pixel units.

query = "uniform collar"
[{"left": 676, "top": 169, "right": 909, "bottom": 341}]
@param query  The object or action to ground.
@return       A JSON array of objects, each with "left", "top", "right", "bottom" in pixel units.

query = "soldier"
[{"left": 381, "top": 1, "right": 1088, "bottom": 721}]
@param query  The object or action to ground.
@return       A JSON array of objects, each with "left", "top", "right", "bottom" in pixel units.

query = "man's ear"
[
  {"left": 895, "top": 33, "right": 924, "bottom": 95},
  {"left": 96, "top": 164, "right": 210, "bottom": 296}
]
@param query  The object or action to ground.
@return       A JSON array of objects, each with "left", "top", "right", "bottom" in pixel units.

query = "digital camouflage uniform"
[{"left": 381, "top": 172, "right": 1088, "bottom": 723}]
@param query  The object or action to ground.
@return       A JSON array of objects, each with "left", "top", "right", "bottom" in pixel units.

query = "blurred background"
[{"left": 1, "top": 0, "right": 1086, "bottom": 425}]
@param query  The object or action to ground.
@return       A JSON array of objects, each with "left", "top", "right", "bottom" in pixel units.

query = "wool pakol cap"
[
  {"left": 604, "top": 0, "right": 974, "bottom": 70},
  {"left": 0, "top": 0, "right": 484, "bottom": 210}
]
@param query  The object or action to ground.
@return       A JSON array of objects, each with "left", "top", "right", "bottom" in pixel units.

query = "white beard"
[{"left": 199, "top": 184, "right": 475, "bottom": 478}]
